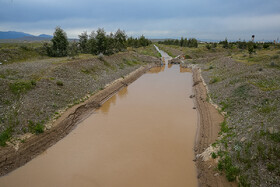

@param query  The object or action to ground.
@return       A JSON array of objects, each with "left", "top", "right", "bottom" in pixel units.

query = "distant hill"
[{"left": 0, "top": 31, "right": 52, "bottom": 41}]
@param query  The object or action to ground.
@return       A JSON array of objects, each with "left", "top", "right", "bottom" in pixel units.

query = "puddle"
[{"left": 0, "top": 48, "right": 198, "bottom": 187}]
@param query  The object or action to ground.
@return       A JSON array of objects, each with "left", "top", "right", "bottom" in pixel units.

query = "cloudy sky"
[{"left": 0, "top": 0, "right": 280, "bottom": 40}]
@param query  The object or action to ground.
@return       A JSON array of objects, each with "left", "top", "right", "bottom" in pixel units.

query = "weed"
[
  {"left": 251, "top": 79, "right": 279, "bottom": 91},
  {"left": 9, "top": 80, "right": 36, "bottom": 94},
  {"left": 211, "top": 152, "right": 217, "bottom": 159},
  {"left": 56, "top": 81, "right": 64, "bottom": 86},
  {"left": 269, "top": 132, "right": 280, "bottom": 142},
  {"left": 0, "top": 127, "right": 12, "bottom": 146},
  {"left": 239, "top": 175, "right": 251, "bottom": 187},
  {"left": 218, "top": 155, "right": 240, "bottom": 182},
  {"left": 267, "top": 163, "right": 277, "bottom": 171},
  {"left": 28, "top": 120, "right": 44, "bottom": 134},
  {"left": 233, "top": 84, "right": 250, "bottom": 99},
  {"left": 220, "top": 120, "right": 230, "bottom": 133},
  {"left": 210, "top": 77, "right": 220, "bottom": 84},
  {"left": 81, "top": 69, "right": 90, "bottom": 74},
  {"left": 124, "top": 59, "right": 140, "bottom": 66}
]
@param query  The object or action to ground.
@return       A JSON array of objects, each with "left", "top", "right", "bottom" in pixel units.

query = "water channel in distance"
[{"left": 0, "top": 46, "right": 198, "bottom": 187}]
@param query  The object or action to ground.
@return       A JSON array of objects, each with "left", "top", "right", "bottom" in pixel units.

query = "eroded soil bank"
[{"left": 0, "top": 50, "right": 198, "bottom": 186}]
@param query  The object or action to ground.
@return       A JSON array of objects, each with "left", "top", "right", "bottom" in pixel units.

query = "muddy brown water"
[{"left": 0, "top": 49, "right": 198, "bottom": 187}]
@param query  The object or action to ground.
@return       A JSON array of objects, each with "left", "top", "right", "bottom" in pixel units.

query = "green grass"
[
  {"left": 210, "top": 76, "right": 220, "bottom": 84},
  {"left": 123, "top": 59, "right": 140, "bottom": 66},
  {"left": 220, "top": 120, "right": 230, "bottom": 133},
  {"left": 218, "top": 154, "right": 240, "bottom": 182},
  {"left": 135, "top": 45, "right": 162, "bottom": 58},
  {"left": 9, "top": 80, "right": 36, "bottom": 94},
  {"left": 251, "top": 79, "right": 279, "bottom": 91},
  {"left": 233, "top": 84, "right": 250, "bottom": 98}
]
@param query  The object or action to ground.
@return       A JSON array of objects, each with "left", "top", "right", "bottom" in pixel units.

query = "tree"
[
  {"left": 106, "top": 32, "right": 115, "bottom": 55},
  {"left": 222, "top": 38, "right": 229, "bottom": 49},
  {"left": 88, "top": 31, "right": 97, "bottom": 55},
  {"left": 180, "top": 37, "right": 184, "bottom": 47},
  {"left": 96, "top": 28, "right": 108, "bottom": 54},
  {"left": 68, "top": 41, "right": 79, "bottom": 58},
  {"left": 114, "top": 29, "right": 127, "bottom": 52},
  {"left": 79, "top": 31, "right": 89, "bottom": 53},
  {"left": 51, "top": 27, "right": 69, "bottom": 57}
]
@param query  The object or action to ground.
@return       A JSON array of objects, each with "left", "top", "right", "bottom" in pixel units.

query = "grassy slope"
[
  {"left": 162, "top": 44, "right": 280, "bottom": 186},
  {"left": 0, "top": 44, "right": 159, "bottom": 146}
]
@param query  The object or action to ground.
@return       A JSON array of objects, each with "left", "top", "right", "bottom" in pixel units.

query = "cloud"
[{"left": 0, "top": 0, "right": 280, "bottom": 40}]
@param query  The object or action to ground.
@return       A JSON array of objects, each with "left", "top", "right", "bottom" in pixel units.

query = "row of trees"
[
  {"left": 217, "top": 38, "right": 274, "bottom": 54},
  {"left": 158, "top": 37, "right": 198, "bottom": 48},
  {"left": 44, "top": 27, "right": 152, "bottom": 57}
]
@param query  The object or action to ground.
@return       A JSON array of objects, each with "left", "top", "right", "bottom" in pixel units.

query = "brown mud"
[{"left": 0, "top": 64, "right": 155, "bottom": 177}]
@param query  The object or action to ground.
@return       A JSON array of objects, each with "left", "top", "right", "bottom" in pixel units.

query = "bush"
[
  {"left": 206, "top": 44, "right": 212, "bottom": 50},
  {"left": 263, "top": 43, "right": 270, "bottom": 49},
  {"left": 247, "top": 42, "right": 255, "bottom": 54}
]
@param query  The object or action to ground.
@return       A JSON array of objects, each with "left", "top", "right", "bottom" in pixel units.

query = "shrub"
[
  {"left": 263, "top": 43, "right": 270, "bottom": 49},
  {"left": 206, "top": 44, "right": 212, "bottom": 50}
]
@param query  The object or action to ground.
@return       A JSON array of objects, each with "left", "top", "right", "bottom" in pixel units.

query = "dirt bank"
[
  {"left": 192, "top": 67, "right": 236, "bottom": 187},
  {"left": 0, "top": 64, "right": 156, "bottom": 177}
]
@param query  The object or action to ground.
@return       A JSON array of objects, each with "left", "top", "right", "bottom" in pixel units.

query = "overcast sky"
[{"left": 0, "top": 0, "right": 280, "bottom": 40}]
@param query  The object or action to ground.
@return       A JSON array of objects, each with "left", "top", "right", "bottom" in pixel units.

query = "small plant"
[
  {"left": 0, "top": 127, "right": 12, "bottom": 146},
  {"left": 220, "top": 120, "right": 230, "bottom": 133},
  {"left": 28, "top": 121, "right": 44, "bottom": 134},
  {"left": 209, "top": 65, "right": 214, "bottom": 70},
  {"left": 9, "top": 80, "right": 36, "bottom": 94},
  {"left": 211, "top": 152, "right": 217, "bottom": 159},
  {"left": 184, "top": 54, "right": 192, "bottom": 59},
  {"left": 210, "top": 77, "right": 219, "bottom": 84},
  {"left": 267, "top": 163, "right": 277, "bottom": 171},
  {"left": 56, "top": 81, "right": 64, "bottom": 86}
]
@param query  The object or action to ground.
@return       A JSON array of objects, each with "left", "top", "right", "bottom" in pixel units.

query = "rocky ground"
[{"left": 163, "top": 44, "right": 280, "bottom": 186}]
